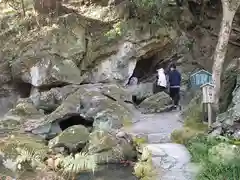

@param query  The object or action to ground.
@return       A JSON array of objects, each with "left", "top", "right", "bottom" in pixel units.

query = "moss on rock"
[
  {"left": 171, "top": 127, "right": 205, "bottom": 145},
  {"left": 48, "top": 125, "right": 90, "bottom": 152},
  {"left": 134, "top": 146, "right": 156, "bottom": 180},
  {"left": 0, "top": 134, "right": 47, "bottom": 172},
  {"left": 137, "top": 92, "right": 172, "bottom": 114},
  {"left": 84, "top": 130, "right": 136, "bottom": 164}
]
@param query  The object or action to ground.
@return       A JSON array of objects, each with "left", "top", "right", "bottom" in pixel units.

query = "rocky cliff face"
[
  {"left": 2, "top": 0, "right": 240, "bottom": 177},
  {"left": 0, "top": 1, "right": 183, "bottom": 176},
  {"left": 0, "top": 0, "right": 182, "bottom": 115}
]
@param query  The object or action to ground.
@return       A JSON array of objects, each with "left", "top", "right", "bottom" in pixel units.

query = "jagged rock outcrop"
[
  {"left": 1, "top": 84, "right": 133, "bottom": 139},
  {"left": 137, "top": 92, "right": 172, "bottom": 114},
  {"left": 48, "top": 125, "right": 90, "bottom": 152}
]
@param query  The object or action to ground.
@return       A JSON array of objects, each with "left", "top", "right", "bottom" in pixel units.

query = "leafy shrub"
[
  {"left": 171, "top": 127, "right": 204, "bottom": 145},
  {"left": 185, "top": 134, "right": 240, "bottom": 180},
  {"left": 131, "top": 0, "right": 181, "bottom": 25},
  {"left": 60, "top": 152, "right": 97, "bottom": 178},
  {"left": 134, "top": 146, "right": 156, "bottom": 179}
]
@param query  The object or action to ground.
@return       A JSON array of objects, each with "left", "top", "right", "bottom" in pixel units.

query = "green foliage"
[
  {"left": 2, "top": 0, "right": 23, "bottom": 11},
  {"left": 133, "top": 136, "right": 148, "bottom": 147},
  {"left": 171, "top": 95, "right": 207, "bottom": 145},
  {"left": 181, "top": 94, "right": 208, "bottom": 131},
  {"left": 170, "top": 127, "right": 204, "bottom": 145},
  {"left": 134, "top": 147, "right": 156, "bottom": 179},
  {"left": 134, "top": 161, "right": 156, "bottom": 179},
  {"left": 16, "top": 147, "right": 46, "bottom": 170},
  {"left": 104, "top": 22, "right": 125, "bottom": 40},
  {"left": 185, "top": 135, "right": 240, "bottom": 180},
  {"left": 59, "top": 152, "right": 97, "bottom": 178},
  {"left": 131, "top": 0, "right": 181, "bottom": 25}
]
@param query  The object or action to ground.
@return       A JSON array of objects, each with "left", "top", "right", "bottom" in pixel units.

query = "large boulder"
[
  {"left": 0, "top": 84, "right": 19, "bottom": 117},
  {"left": 26, "top": 84, "right": 133, "bottom": 137},
  {"left": 83, "top": 41, "right": 137, "bottom": 85},
  {"left": 84, "top": 130, "right": 136, "bottom": 164},
  {"left": 30, "top": 85, "right": 80, "bottom": 113},
  {"left": 137, "top": 92, "right": 172, "bottom": 113},
  {"left": 127, "top": 82, "right": 154, "bottom": 102},
  {"left": 1, "top": 98, "right": 45, "bottom": 135},
  {"left": 11, "top": 53, "right": 83, "bottom": 88},
  {"left": 48, "top": 125, "right": 90, "bottom": 152},
  {"left": 3, "top": 98, "right": 44, "bottom": 122},
  {"left": 217, "top": 73, "right": 240, "bottom": 124},
  {"left": 219, "top": 62, "right": 239, "bottom": 113},
  {"left": 9, "top": 14, "right": 86, "bottom": 88}
]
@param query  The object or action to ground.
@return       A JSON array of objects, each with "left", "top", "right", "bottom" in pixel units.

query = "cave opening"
[
  {"left": 58, "top": 114, "right": 94, "bottom": 131},
  {"left": 128, "top": 53, "right": 182, "bottom": 84},
  {"left": 129, "top": 55, "right": 157, "bottom": 83},
  {"left": 12, "top": 80, "right": 32, "bottom": 98},
  {"left": 128, "top": 53, "right": 181, "bottom": 104}
]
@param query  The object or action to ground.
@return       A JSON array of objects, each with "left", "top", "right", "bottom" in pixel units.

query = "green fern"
[
  {"left": 60, "top": 152, "right": 97, "bottom": 178},
  {"left": 16, "top": 147, "right": 46, "bottom": 170}
]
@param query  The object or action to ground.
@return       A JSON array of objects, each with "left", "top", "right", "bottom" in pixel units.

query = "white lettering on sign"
[{"left": 202, "top": 85, "right": 214, "bottom": 103}]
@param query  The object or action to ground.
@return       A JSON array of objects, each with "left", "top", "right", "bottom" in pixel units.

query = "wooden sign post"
[{"left": 200, "top": 83, "right": 214, "bottom": 128}]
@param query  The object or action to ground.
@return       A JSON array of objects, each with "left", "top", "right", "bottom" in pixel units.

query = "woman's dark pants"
[{"left": 169, "top": 87, "right": 180, "bottom": 106}]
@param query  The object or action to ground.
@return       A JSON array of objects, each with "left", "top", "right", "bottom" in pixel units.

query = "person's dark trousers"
[{"left": 169, "top": 87, "right": 180, "bottom": 106}]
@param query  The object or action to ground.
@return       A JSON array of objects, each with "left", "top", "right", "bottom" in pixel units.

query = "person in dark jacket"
[{"left": 168, "top": 64, "right": 181, "bottom": 109}]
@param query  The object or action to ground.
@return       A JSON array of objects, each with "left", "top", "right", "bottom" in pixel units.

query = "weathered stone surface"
[
  {"left": 83, "top": 42, "right": 137, "bottom": 85},
  {"left": 84, "top": 130, "right": 136, "bottom": 164},
  {"left": 28, "top": 84, "right": 133, "bottom": 135},
  {"left": 98, "top": 83, "right": 132, "bottom": 102},
  {"left": 219, "top": 61, "right": 239, "bottom": 113},
  {"left": 81, "top": 18, "right": 177, "bottom": 84},
  {"left": 137, "top": 92, "right": 172, "bottom": 113},
  {"left": 30, "top": 85, "right": 80, "bottom": 112},
  {"left": 9, "top": 14, "right": 86, "bottom": 88},
  {"left": 0, "top": 60, "right": 11, "bottom": 85},
  {"left": 217, "top": 74, "right": 240, "bottom": 124},
  {"left": 0, "top": 84, "right": 19, "bottom": 117},
  {"left": 48, "top": 125, "right": 90, "bottom": 152},
  {"left": 127, "top": 82, "right": 154, "bottom": 102},
  {"left": 12, "top": 53, "right": 83, "bottom": 88},
  {"left": 181, "top": 91, "right": 203, "bottom": 121},
  {"left": 2, "top": 98, "right": 45, "bottom": 123}
]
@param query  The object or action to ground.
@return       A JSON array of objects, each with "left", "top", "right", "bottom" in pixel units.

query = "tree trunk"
[
  {"left": 21, "top": 0, "right": 26, "bottom": 17},
  {"left": 212, "top": 0, "right": 240, "bottom": 120}
]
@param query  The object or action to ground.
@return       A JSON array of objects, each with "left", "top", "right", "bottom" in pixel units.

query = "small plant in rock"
[
  {"left": 58, "top": 152, "right": 97, "bottom": 179},
  {"left": 133, "top": 136, "right": 148, "bottom": 147},
  {"left": 16, "top": 147, "right": 46, "bottom": 170},
  {"left": 170, "top": 127, "right": 204, "bottom": 145},
  {"left": 134, "top": 146, "right": 156, "bottom": 180}
]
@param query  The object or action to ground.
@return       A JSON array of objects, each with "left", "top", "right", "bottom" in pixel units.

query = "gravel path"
[{"left": 124, "top": 106, "right": 199, "bottom": 180}]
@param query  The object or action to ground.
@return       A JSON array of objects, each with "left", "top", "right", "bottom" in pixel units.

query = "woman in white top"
[{"left": 156, "top": 68, "right": 167, "bottom": 92}]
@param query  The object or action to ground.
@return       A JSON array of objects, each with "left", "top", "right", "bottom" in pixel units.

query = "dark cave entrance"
[
  {"left": 58, "top": 114, "right": 94, "bottom": 131},
  {"left": 12, "top": 80, "right": 32, "bottom": 98},
  {"left": 128, "top": 53, "right": 180, "bottom": 84},
  {"left": 129, "top": 55, "right": 157, "bottom": 83},
  {"left": 128, "top": 53, "right": 181, "bottom": 104}
]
